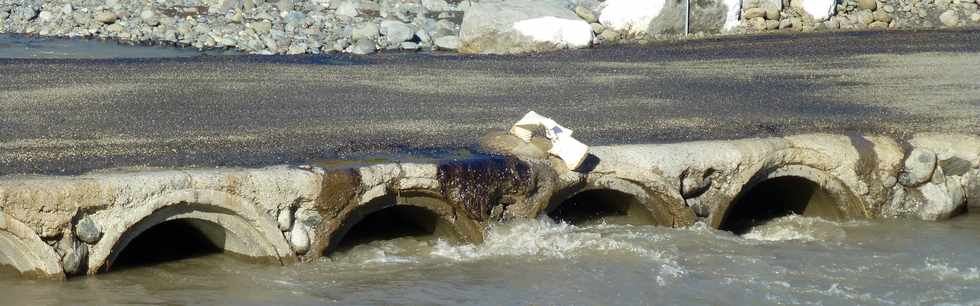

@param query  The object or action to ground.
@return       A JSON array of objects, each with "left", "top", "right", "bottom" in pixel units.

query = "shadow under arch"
[
  {"left": 322, "top": 189, "right": 483, "bottom": 257},
  {"left": 89, "top": 189, "right": 293, "bottom": 274},
  {"left": 715, "top": 165, "right": 866, "bottom": 235},
  {"left": 543, "top": 176, "right": 693, "bottom": 227},
  {"left": 0, "top": 212, "right": 64, "bottom": 279}
]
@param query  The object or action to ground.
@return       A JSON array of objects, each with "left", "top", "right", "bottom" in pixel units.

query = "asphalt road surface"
[{"left": 2, "top": 30, "right": 979, "bottom": 174}]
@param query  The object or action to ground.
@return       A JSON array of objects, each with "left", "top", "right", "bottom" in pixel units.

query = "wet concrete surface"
[{"left": 1, "top": 29, "right": 979, "bottom": 174}]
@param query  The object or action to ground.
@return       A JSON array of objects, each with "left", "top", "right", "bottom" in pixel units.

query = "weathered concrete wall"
[{"left": 1, "top": 133, "right": 976, "bottom": 279}]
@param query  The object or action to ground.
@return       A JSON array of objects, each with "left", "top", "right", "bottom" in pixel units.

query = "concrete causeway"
[{"left": 1, "top": 132, "right": 976, "bottom": 279}]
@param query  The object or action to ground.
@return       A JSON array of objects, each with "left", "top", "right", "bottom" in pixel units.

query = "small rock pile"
[
  {"left": 2, "top": 0, "right": 980, "bottom": 55},
  {"left": 0, "top": 0, "right": 469, "bottom": 54},
  {"left": 737, "top": 0, "right": 980, "bottom": 33}
]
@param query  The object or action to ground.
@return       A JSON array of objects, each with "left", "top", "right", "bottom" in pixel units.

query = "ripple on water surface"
[
  {"left": 0, "top": 34, "right": 234, "bottom": 59},
  {"left": 1, "top": 214, "right": 980, "bottom": 305}
]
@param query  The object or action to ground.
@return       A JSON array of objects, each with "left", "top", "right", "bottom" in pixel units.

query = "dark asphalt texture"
[{"left": 2, "top": 29, "right": 979, "bottom": 174}]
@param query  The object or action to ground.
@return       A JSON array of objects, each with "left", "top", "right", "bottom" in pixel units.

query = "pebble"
[
  {"left": 351, "top": 22, "right": 380, "bottom": 41},
  {"left": 858, "top": 0, "right": 878, "bottom": 10},
  {"left": 590, "top": 22, "right": 605, "bottom": 34},
  {"left": 380, "top": 20, "right": 414, "bottom": 45},
  {"left": 400, "top": 41, "right": 420, "bottom": 50},
  {"left": 874, "top": 10, "right": 894, "bottom": 22},
  {"left": 940, "top": 10, "right": 960, "bottom": 26},
  {"left": 350, "top": 38, "right": 377, "bottom": 54},
  {"left": 434, "top": 35, "right": 459, "bottom": 50},
  {"left": 574, "top": 6, "right": 597, "bottom": 23},
  {"left": 95, "top": 11, "right": 117, "bottom": 24},
  {"left": 744, "top": 7, "right": 768, "bottom": 19},
  {"left": 598, "top": 29, "right": 621, "bottom": 44}
]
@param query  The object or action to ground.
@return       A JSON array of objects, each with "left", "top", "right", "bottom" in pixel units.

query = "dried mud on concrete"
[{"left": 1, "top": 30, "right": 979, "bottom": 174}]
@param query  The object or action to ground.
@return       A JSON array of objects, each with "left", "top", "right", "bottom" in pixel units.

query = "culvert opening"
[
  {"left": 548, "top": 190, "right": 660, "bottom": 226},
  {"left": 720, "top": 176, "right": 843, "bottom": 235},
  {"left": 331, "top": 205, "right": 459, "bottom": 255},
  {"left": 108, "top": 219, "right": 225, "bottom": 272}
]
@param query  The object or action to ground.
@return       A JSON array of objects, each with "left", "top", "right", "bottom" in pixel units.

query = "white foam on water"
[
  {"left": 742, "top": 215, "right": 847, "bottom": 242},
  {"left": 431, "top": 218, "right": 670, "bottom": 260},
  {"left": 918, "top": 259, "right": 980, "bottom": 281}
]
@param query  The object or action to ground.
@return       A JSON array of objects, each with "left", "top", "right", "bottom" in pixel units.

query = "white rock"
[
  {"left": 512, "top": 16, "right": 593, "bottom": 49},
  {"left": 277, "top": 209, "right": 293, "bottom": 231},
  {"left": 434, "top": 35, "right": 460, "bottom": 50},
  {"left": 288, "top": 223, "right": 310, "bottom": 254},
  {"left": 796, "top": 0, "right": 836, "bottom": 21},
  {"left": 422, "top": 0, "right": 451, "bottom": 11},
  {"left": 38, "top": 11, "right": 54, "bottom": 22},
  {"left": 723, "top": 0, "right": 742, "bottom": 31},
  {"left": 459, "top": 0, "right": 593, "bottom": 54},
  {"left": 598, "top": 0, "right": 665, "bottom": 35}
]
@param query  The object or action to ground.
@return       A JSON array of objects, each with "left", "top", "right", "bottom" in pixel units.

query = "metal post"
[{"left": 685, "top": 0, "right": 691, "bottom": 35}]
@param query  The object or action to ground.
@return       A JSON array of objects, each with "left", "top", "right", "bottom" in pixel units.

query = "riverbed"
[{"left": 1, "top": 213, "right": 978, "bottom": 305}]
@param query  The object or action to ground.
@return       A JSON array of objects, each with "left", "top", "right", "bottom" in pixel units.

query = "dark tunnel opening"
[
  {"left": 548, "top": 189, "right": 660, "bottom": 226},
  {"left": 330, "top": 205, "right": 459, "bottom": 255},
  {"left": 720, "top": 176, "right": 843, "bottom": 235},
  {"left": 107, "top": 219, "right": 225, "bottom": 272}
]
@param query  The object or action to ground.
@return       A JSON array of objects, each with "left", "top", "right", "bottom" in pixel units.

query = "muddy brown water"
[{"left": 1, "top": 212, "right": 978, "bottom": 305}]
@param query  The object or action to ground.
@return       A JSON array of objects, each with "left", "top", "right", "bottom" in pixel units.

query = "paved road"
[{"left": 2, "top": 30, "right": 979, "bottom": 174}]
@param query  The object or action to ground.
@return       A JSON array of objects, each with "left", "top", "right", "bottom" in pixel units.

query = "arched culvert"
[
  {"left": 547, "top": 189, "right": 663, "bottom": 226},
  {"left": 323, "top": 192, "right": 481, "bottom": 256},
  {"left": 0, "top": 213, "right": 63, "bottom": 279},
  {"left": 718, "top": 166, "right": 863, "bottom": 235},
  {"left": 106, "top": 219, "right": 225, "bottom": 271},
  {"left": 91, "top": 190, "right": 294, "bottom": 274}
]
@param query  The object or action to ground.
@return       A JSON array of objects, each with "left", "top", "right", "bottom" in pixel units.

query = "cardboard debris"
[{"left": 509, "top": 111, "right": 589, "bottom": 169}]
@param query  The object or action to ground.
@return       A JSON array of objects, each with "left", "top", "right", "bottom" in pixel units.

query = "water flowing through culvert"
[{"left": 3, "top": 210, "right": 980, "bottom": 305}]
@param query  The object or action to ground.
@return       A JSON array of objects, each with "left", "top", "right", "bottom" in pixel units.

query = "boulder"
[
  {"left": 380, "top": 20, "right": 415, "bottom": 45},
  {"left": 857, "top": 0, "right": 877, "bottom": 10},
  {"left": 350, "top": 39, "right": 377, "bottom": 54},
  {"left": 434, "top": 35, "right": 459, "bottom": 50},
  {"left": 899, "top": 148, "right": 937, "bottom": 187},
  {"left": 351, "top": 22, "right": 380, "bottom": 41},
  {"left": 598, "top": 0, "right": 665, "bottom": 35},
  {"left": 744, "top": 0, "right": 782, "bottom": 10},
  {"left": 75, "top": 217, "right": 102, "bottom": 244},
  {"left": 336, "top": 0, "right": 381, "bottom": 17},
  {"left": 459, "top": 0, "right": 592, "bottom": 54},
  {"left": 288, "top": 223, "right": 310, "bottom": 254},
  {"left": 599, "top": 0, "right": 741, "bottom": 35},
  {"left": 940, "top": 10, "right": 960, "bottom": 27},
  {"left": 95, "top": 11, "right": 117, "bottom": 24},
  {"left": 791, "top": 0, "right": 835, "bottom": 21}
]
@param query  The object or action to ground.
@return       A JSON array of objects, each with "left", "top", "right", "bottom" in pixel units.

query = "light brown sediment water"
[{"left": 1, "top": 213, "right": 978, "bottom": 305}]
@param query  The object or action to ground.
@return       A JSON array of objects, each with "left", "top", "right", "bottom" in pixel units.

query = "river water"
[
  {"left": 1, "top": 213, "right": 978, "bottom": 305},
  {"left": 0, "top": 34, "right": 230, "bottom": 58}
]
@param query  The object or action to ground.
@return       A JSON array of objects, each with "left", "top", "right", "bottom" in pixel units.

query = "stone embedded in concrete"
[
  {"left": 277, "top": 209, "right": 293, "bottom": 231},
  {"left": 62, "top": 242, "right": 88, "bottom": 275},
  {"left": 289, "top": 222, "right": 310, "bottom": 254},
  {"left": 0, "top": 133, "right": 977, "bottom": 279},
  {"left": 75, "top": 216, "right": 102, "bottom": 244},
  {"left": 899, "top": 148, "right": 938, "bottom": 187}
]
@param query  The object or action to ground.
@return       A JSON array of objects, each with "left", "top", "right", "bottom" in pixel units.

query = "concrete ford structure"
[{"left": 0, "top": 133, "right": 976, "bottom": 279}]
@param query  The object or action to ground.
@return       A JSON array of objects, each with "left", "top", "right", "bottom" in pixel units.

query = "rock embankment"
[{"left": 1, "top": 0, "right": 979, "bottom": 55}]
